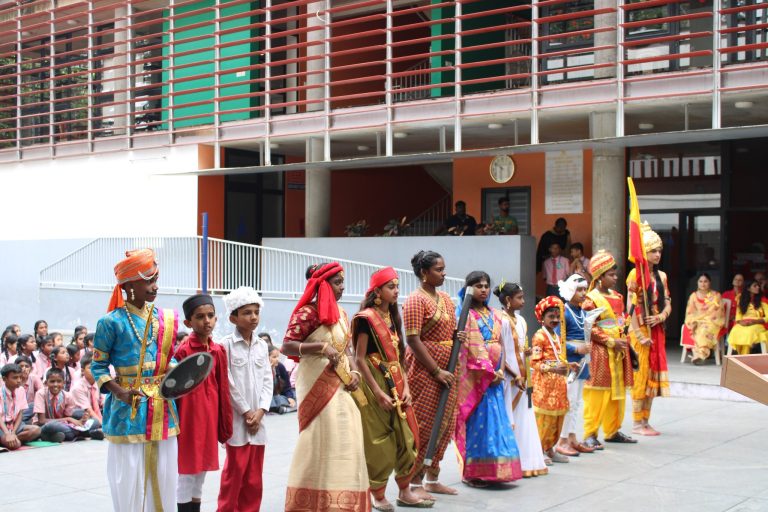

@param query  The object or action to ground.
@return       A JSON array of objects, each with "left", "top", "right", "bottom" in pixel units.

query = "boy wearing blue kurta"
[{"left": 92, "top": 249, "right": 179, "bottom": 512}]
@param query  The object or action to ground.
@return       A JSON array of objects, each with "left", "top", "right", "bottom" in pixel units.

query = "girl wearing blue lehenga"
[{"left": 454, "top": 271, "right": 523, "bottom": 487}]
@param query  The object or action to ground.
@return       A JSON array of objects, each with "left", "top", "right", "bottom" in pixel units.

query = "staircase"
[{"left": 404, "top": 194, "right": 452, "bottom": 236}]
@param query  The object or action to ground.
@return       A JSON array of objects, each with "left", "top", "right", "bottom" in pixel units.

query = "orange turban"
[
  {"left": 108, "top": 249, "right": 158, "bottom": 312},
  {"left": 535, "top": 295, "right": 563, "bottom": 323},
  {"left": 588, "top": 250, "right": 616, "bottom": 291}
]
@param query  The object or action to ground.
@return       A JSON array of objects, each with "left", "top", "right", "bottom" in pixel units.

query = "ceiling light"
[
  {"left": 488, "top": 123, "right": 503, "bottom": 130},
  {"left": 66, "top": 19, "right": 77, "bottom": 26},
  {"left": 357, "top": 145, "right": 369, "bottom": 151},
  {"left": 269, "top": 142, "right": 280, "bottom": 149},
  {"left": 638, "top": 123, "right": 654, "bottom": 131},
  {"left": 734, "top": 101, "right": 754, "bottom": 109},
  {"left": 393, "top": 132, "right": 408, "bottom": 139},
  {"left": 21, "top": 31, "right": 30, "bottom": 36}
]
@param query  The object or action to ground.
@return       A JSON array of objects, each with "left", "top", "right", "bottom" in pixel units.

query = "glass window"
[{"left": 481, "top": 187, "right": 531, "bottom": 235}]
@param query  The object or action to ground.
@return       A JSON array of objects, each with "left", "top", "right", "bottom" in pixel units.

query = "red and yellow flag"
[{"left": 627, "top": 177, "right": 651, "bottom": 295}]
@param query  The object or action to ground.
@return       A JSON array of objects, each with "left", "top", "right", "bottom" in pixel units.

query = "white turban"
[
  {"left": 223, "top": 286, "right": 264, "bottom": 316},
  {"left": 558, "top": 274, "right": 588, "bottom": 302}
]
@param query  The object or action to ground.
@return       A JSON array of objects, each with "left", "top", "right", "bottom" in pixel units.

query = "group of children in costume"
[{"left": 2, "top": 218, "right": 674, "bottom": 512}]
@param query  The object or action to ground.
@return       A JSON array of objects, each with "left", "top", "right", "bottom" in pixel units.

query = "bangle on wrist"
[
  {"left": 431, "top": 366, "right": 441, "bottom": 377},
  {"left": 321, "top": 342, "right": 329, "bottom": 354},
  {"left": 350, "top": 370, "right": 361, "bottom": 377},
  {"left": 298, "top": 343, "right": 303, "bottom": 357}
]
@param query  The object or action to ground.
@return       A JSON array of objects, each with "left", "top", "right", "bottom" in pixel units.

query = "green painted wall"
[
  {"left": 430, "top": 0, "right": 508, "bottom": 97},
  {"left": 162, "top": 0, "right": 263, "bottom": 129}
]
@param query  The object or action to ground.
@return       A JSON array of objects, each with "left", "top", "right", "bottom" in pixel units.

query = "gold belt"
[
  {"left": 116, "top": 375, "right": 165, "bottom": 398},
  {"left": 433, "top": 340, "right": 453, "bottom": 347}
]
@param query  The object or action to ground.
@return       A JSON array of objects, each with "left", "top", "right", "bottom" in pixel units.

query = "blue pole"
[{"left": 202, "top": 212, "right": 209, "bottom": 294}]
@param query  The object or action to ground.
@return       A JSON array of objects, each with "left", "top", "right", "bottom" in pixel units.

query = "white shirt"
[{"left": 219, "top": 329, "right": 273, "bottom": 446}]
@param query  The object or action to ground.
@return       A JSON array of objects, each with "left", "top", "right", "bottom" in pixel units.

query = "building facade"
[{"left": 1, "top": 0, "right": 767, "bottom": 328}]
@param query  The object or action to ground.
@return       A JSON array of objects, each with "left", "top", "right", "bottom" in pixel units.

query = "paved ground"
[{"left": 1, "top": 392, "right": 767, "bottom": 512}]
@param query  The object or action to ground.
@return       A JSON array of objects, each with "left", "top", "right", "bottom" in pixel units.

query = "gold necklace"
[{"left": 124, "top": 304, "right": 158, "bottom": 346}]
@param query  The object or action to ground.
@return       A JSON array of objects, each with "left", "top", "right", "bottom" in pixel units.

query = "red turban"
[
  {"left": 366, "top": 267, "right": 398, "bottom": 295},
  {"left": 535, "top": 295, "right": 563, "bottom": 323},
  {"left": 292, "top": 262, "right": 344, "bottom": 326},
  {"left": 108, "top": 249, "right": 158, "bottom": 312}
]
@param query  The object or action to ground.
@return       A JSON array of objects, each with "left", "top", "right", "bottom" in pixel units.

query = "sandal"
[
  {"left": 424, "top": 480, "right": 458, "bottom": 495},
  {"left": 462, "top": 479, "right": 489, "bottom": 488},
  {"left": 396, "top": 498, "right": 435, "bottom": 508},
  {"left": 372, "top": 502, "right": 395, "bottom": 512},
  {"left": 556, "top": 445, "right": 579, "bottom": 457}
]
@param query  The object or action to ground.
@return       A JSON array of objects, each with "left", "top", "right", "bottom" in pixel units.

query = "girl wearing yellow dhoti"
[
  {"left": 281, "top": 263, "right": 370, "bottom": 512},
  {"left": 684, "top": 273, "right": 725, "bottom": 364},
  {"left": 352, "top": 267, "right": 429, "bottom": 511},
  {"left": 728, "top": 280, "right": 768, "bottom": 355},
  {"left": 627, "top": 223, "right": 671, "bottom": 437}
]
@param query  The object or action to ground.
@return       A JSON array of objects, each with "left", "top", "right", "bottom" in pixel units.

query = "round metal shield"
[{"left": 160, "top": 352, "right": 214, "bottom": 399}]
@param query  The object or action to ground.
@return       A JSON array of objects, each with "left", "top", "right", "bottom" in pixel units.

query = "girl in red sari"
[
  {"left": 628, "top": 222, "right": 671, "bottom": 436},
  {"left": 281, "top": 263, "right": 369, "bottom": 512}
]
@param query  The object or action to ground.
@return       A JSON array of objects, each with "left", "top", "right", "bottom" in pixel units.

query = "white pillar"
[
  {"left": 594, "top": 0, "right": 617, "bottom": 80},
  {"left": 305, "top": 137, "right": 330, "bottom": 237},
  {"left": 590, "top": 112, "right": 625, "bottom": 264},
  {"left": 306, "top": 1, "right": 325, "bottom": 113},
  {"left": 105, "top": 6, "right": 128, "bottom": 134}
]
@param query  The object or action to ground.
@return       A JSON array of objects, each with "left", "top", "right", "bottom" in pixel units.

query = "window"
[{"left": 481, "top": 187, "right": 531, "bottom": 235}]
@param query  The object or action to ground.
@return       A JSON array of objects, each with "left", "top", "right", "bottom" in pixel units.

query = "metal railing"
[
  {"left": 39, "top": 236, "right": 465, "bottom": 300},
  {"left": 404, "top": 193, "right": 452, "bottom": 237}
]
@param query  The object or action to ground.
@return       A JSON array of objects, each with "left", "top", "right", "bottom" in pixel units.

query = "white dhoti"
[
  {"left": 561, "top": 378, "right": 585, "bottom": 437},
  {"left": 107, "top": 438, "right": 178, "bottom": 512}
]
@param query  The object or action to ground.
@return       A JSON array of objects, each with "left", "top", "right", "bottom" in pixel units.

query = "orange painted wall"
[
  {"left": 197, "top": 145, "right": 225, "bottom": 238},
  {"left": 284, "top": 170, "right": 306, "bottom": 237},
  {"left": 330, "top": 166, "right": 447, "bottom": 236},
  {"left": 453, "top": 151, "right": 594, "bottom": 295}
]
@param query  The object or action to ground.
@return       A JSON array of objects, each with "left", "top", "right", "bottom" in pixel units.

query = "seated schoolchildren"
[
  {"left": 268, "top": 345, "right": 296, "bottom": 414},
  {"left": 70, "top": 354, "right": 103, "bottom": 423},
  {"left": 1, "top": 363, "right": 41, "bottom": 450},
  {"left": 14, "top": 356, "right": 41, "bottom": 423},
  {"left": 34, "top": 368, "right": 103, "bottom": 442}
]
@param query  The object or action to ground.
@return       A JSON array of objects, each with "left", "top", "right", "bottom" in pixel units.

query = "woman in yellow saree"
[
  {"left": 281, "top": 263, "right": 370, "bottom": 512},
  {"left": 684, "top": 273, "right": 725, "bottom": 365}
]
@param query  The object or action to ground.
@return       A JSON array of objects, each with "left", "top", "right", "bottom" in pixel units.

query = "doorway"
[{"left": 642, "top": 211, "right": 723, "bottom": 340}]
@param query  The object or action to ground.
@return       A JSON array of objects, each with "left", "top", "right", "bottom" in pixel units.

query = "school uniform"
[
  {"left": 33, "top": 387, "right": 101, "bottom": 441},
  {"left": 71, "top": 378, "right": 103, "bottom": 422}
]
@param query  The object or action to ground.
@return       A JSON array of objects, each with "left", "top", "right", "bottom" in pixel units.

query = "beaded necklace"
[
  {"left": 565, "top": 303, "right": 586, "bottom": 331},
  {"left": 124, "top": 304, "right": 157, "bottom": 346}
]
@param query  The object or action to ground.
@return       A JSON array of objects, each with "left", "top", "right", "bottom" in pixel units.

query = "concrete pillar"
[
  {"left": 106, "top": 6, "right": 128, "bottom": 134},
  {"left": 306, "top": 1, "right": 325, "bottom": 113},
  {"left": 593, "top": 0, "right": 617, "bottom": 80},
  {"left": 590, "top": 112, "right": 625, "bottom": 265},
  {"left": 305, "top": 137, "right": 331, "bottom": 236}
]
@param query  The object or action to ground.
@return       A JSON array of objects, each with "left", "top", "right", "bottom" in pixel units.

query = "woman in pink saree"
[{"left": 454, "top": 271, "right": 522, "bottom": 487}]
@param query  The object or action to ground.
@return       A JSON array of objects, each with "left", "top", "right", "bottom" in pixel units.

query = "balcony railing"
[{"left": 1, "top": 0, "right": 766, "bottom": 159}]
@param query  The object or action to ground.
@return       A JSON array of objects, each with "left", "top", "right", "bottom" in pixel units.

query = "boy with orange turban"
[{"left": 92, "top": 249, "right": 180, "bottom": 512}]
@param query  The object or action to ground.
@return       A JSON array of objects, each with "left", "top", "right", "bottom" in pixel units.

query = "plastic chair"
[{"left": 680, "top": 298, "right": 728, "bottom": 365}]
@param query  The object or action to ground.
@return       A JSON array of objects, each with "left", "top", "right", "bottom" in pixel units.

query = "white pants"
[
  {"left": 107, "top": 438, "right": 178, "bottom": 512},
  {"left": 561, "top": 378, "right": 585, "bottom": 438},
  {"left": 177, "top": 472, "right": 206, "bottom": 502}
]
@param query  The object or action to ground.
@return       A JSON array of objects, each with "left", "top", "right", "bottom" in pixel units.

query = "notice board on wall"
[{"left": 545, "top": 150, "right": 583, "bottom": 214}]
